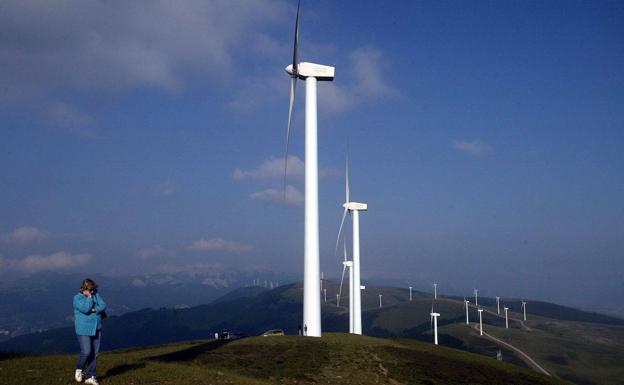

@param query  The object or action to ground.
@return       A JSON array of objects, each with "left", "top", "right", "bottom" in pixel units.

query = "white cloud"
[
  {"left": 4, "top": 226, "right": 48, "bottom": 244},
  {"left": 320, "top": 46, "right": 397, "bottom": 112},
  {"left": 46, "top": 102, "right": 95, "bottom": 136},
  {"left": 451, "top": 139, "right": 492, "bottom": 156},
  {"left": 233, "top": 155, "right": 338, "bottom": 181},
  {"left": 151, "top": 180, "right": 176, "bottom": 197},
  {"left": 188, "top": 238, "right": 252, "bottom": 253},
  {"left": 8, "top": 251, "right": 92, "bottom": 273},
  {"left": 137, "top": 245, "right": 170, "bottom": 260},
  {"left": 250, "top": 185, "right": 304, "bottom": 206}
]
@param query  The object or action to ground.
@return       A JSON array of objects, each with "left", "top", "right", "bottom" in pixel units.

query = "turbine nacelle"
[
  {"left": 430, "top": 312, "right": 440, "bottom": 317},
  {"left": 285, "top": 62, "right": 335, "bottom": 81},
  {"left": 343, "top": 202, "right": 368, "bottom": 211},
  {"left": 343, "top": 261, "right": 353, "bottom": 267}
]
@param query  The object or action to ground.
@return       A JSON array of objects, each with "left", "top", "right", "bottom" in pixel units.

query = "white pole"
[
  {"left": 474, "top": 289, "right": 478, "bottom": 306},
  {"left": 379, "top": 294, "right": 382, "bottom": 309},
  {"left": 434, "top": 283, "right": 437, "bottom": 300},
  {"left": 303, "top": 76, "right": 321, "bottom": 337},
  {"left": 349, "top": 264, "right": 354, "bottom": 333},
  {"left": 496, "top": 296, "right": 500, "bottom": 315},
  {"left": 323, "top": 288, "right": 327, "bottom": 302},
  {"left": 465, "top": 300, "right": 470, "bottom": 325},
  {"left": 478, "top": 309, "right": 483, "bottom": 336},
  {"left": 433, "top": 315, "right": 438, "bottom": 345},
  {"left": 336, "top": 293, "right": 339, "bottom": 307},
  {"left": 320, "top": 272, "right": 323, "bottom": 293},
  {"left": 409, "top": 286, "right": 412, "bottom": 301},
  {"left": 352, "top": 209, "right": 362, "bottom": 334},
  {"left": 504, "top": 307, "right": 509, "bottom": 329}
]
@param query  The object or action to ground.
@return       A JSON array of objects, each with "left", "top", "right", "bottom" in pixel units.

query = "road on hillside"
[
  {"left": 469, "top": 304, "right": 533, "bottom": 331},
  {"left": 472, "top": 325, "right": 551, "bottom": 377}
]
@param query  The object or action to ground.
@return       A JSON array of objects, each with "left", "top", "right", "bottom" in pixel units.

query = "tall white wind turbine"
[
  {"left": 464, "top": 298, "right": 470, "bottom": 325},
  {"left": 496, "top": 296, "right": 501, "bottom": 315},
  {"left": 433, "top": 282, "right": 438, "bottom": 299},
  {"left": 378, "top": 293, "right": 383, "bottom": 309},
  {"left": 335, "top": 153, "right": 367, "bottom": 335},
  {"left": 409, "top": 286, "right": 413, "bottom": 301},
  {"left": 284, "top": 0, "right": 335, "bottom": 338},
  {"left": 474, "top": 288, "right": 479, "bottom": 306}
]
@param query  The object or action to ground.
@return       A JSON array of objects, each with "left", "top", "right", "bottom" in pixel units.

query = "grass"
[{"left": 0, "top": 333, "right": 570, "bottom": 385}]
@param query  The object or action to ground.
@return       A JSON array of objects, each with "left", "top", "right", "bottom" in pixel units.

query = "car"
[{"left": 261, "top": 329, "right": 285, "bottom": 337}]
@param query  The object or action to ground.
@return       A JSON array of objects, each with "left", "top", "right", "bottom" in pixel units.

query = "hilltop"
[{"left": 1, "top": 333, "right": 568, "bottom": 385}]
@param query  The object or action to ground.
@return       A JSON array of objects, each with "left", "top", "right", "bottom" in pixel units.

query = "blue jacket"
[{"left": 73, "top": 293, "right": 107, "bottom": 336}]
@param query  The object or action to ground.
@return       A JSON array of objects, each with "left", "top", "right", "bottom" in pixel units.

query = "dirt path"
[{"left": 472, "top": 325, "right": 551, "bottom": 377}]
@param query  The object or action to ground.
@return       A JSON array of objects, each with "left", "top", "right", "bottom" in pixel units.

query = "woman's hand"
[{"left": 82, "top": 290, "right": 92, "bottom": 298}]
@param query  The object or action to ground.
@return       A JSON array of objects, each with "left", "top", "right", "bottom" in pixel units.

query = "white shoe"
[
  {"left": 85, "top": 376, "right": 99, "bottom": 385},
  {"left": 75, "top": 369, "right": 84, "bottom": 382}
]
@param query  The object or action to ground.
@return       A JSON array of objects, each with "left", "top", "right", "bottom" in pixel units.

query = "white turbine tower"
[
  {"left": 323, "top": 288, "right": 327, "bottom": 303},
  {"left": 474, "top": 288, "right": 478, "bottom": 306},
  {"left": 409, "top": 286, "right": 413, "bottom": 301},
  {"left": 433, "top": 282, "right": 438, "bottom": 299},
  {"left": 464, "top": 298, "right": 470, "bottom": 325},
  {"left": 496, "top": 296, "right": 501, "bottom": 315},
  {"left": 283, "top": 0, "right": 335, "bottom": 338},
  {"left": 320, "top": 272, "right": 324, "bottom": 293},
  {"left": 504, "top": 306, "right": 509, "bottom": 329},
  {"left": 379, "top": 293, "right": 383, "bottom": 309},
  {"left": 521, "top": 301, "right": 527, "bottom": 321},
  {"left": 335, "top": 153, "right": 367, "bottom": 335},
  {"left": 478, "top": 308, "right": 484, "bottom": 336}
]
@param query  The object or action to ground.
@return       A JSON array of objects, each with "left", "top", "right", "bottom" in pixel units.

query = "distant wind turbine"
[
  {"left": 521, "top": 301, "right": 527, "bottom": 321},
  {"left": 474, "top": 288, "right": 478, "bottom": 306},
  {"left": 496, "top": 296, "right": 501, "bottom": 315},
  {"left": 337, "top": 241, "right": 354, "bottom": 333},
  {"left": 430, "top": 309, "right": 440, "bottom": 345},
  {"left": 323, "top": 288, "right": 327, "bottom": 303},
  {"left": 409, "top": 286, "right": 413, "bottom": 302},
  {"left": 335, "top": 152, "right": 367, "bottom": 335},
  {"left": 478, "top": 308, "right": 484, "bottom": 336},
  {"left": 433, "top": 282, "right": 438, "bottom": 299},
  {"left": 504, "top": 306, "right": 509, "bottom": 329},
  {"left": 283, "top": 0, "right": 335, "bottom": 338},
  {"left": 379, "top": 293, "right": 383, "bottom": 309},
  {"left": 464, "top": 298, "right": 470, "bottom": 325}
]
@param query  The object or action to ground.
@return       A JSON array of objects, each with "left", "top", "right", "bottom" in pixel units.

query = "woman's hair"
[{"left": 79, "top": 278, "right": 98, "bottom": 292}]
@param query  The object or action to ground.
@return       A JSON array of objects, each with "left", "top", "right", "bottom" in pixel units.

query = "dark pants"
[{"left": 76, "top": 330, "right": 101, "bottom": 378}]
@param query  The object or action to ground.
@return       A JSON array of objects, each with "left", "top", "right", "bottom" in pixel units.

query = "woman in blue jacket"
[{"left": 73, "top": 278, "right": 106, "bottom": 385}]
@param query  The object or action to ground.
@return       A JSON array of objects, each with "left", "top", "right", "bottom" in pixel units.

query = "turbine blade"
[
  {"left": 334, "top": 207, "right": 348, "bottom": 257},
  {"left": 292, "top": 0, "right": 300, "bottom": 75},
  {"left": 343, "top": 238, "right": 348, "bottom": 262},
  {"left": 345, "top": 152, "right": 350, "bottom": 204},
  {"left": 283, "top": 76, "right": 297, "bottom": 196},
  {"left": 338, "top": 263, "right": 346, "bottom": 304}
]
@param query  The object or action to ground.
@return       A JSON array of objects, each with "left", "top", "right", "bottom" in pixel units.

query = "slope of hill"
[
  {"left": 1, "top": 333, "right": 569, "bottom": 385},
  {"left": 2, "top": 282, "right": 623, "bottom": 384}
]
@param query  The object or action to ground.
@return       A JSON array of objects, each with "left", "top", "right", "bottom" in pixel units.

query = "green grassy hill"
[
  {"left": 2, "top": 282, "right": 623, "bottom": 384},
  {"left": 1, "top": 333, "right": 569, "bottom": 385}
]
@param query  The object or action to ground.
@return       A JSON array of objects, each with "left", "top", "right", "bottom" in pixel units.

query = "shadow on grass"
[
  {"left": 100, "top": 362, "right": 146, "bottom": 380},
  {"left": 149, "top": 340, "right": 231, "bottom": 363}
]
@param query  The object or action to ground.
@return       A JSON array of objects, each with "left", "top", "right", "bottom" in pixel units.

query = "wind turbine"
[
  {"left": 409, "top": 286, "right": 413, "bottom": 301},
  {"left": 496, "top": 296, "right": 501, "bottom": 315},
  {"left": 474, "top": 288, "right": 478, "bottom": 306},
  {"left": 430, "top": 309, "right": 440, "bottom": 345},
  {"left": 335, "top": 153, "right": 367, "bottom": 335},
  {"left": 521, "top": 301, "right": 527, "bottom": 321},
  {"left": 283, "top": 0, "right": 335, "bottom": 338},
  {"left": 464, "top": 298, "right": 470, "bottom": 325},
  {"left": 323, "top": 288, "right": 327, "bottom": 302},
  {"left": 478, "top": 308, "right": 484, "bottom": 336},
  {"left": 378, "top": 293, "right": 383, "bottom": 309},
  {"left": 504, "top": 306, "right": 509, "bottom": 329},
  {"left": 320, "top": 272, "right": 324, "bottom": 293},
  {"left": 433, "top": 282, "right": 438, "bottom": 300},
  {"left": 337, "top": 241, "right": 354, "bottom": 333}
]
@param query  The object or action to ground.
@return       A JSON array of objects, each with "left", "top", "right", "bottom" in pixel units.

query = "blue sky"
[{"left": 1, "top": 0, "right": 622, "bottom": 312}]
